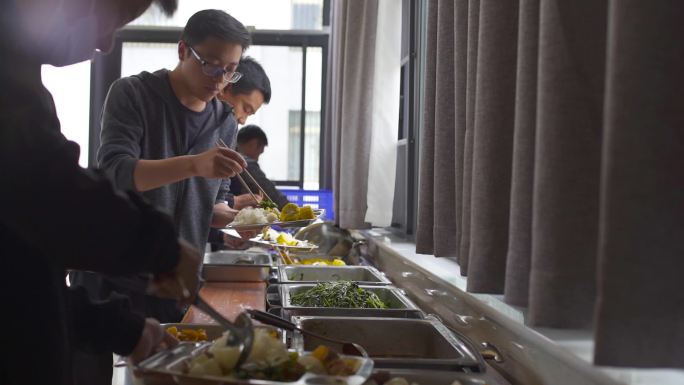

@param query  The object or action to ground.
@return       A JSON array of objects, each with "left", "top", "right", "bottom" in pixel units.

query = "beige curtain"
[
  {"left": 326, "top": 0, "right": 377, "bottom": 229},
  {"left": 416, "top": 0, "right": 684, "bottom": 368}
]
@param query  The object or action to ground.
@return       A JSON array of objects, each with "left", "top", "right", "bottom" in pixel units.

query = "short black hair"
[
  {"left": 153, "top": 0, "right": 178, "bottom": 16},
  {"left": 181, "top": 10, "right": 251, "bottom": 50},
  {"left": 237, "top": 125, "right": 268, "bottom": 146},
  {"left": 230, "top": 57, "right": 272, "bottom": 103}
]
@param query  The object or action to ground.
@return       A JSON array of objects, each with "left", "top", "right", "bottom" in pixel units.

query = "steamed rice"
[{"left": 230, "top": 207, "right": 278, "bottom": 226}]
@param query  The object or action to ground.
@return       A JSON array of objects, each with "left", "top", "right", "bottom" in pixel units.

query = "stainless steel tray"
[
  {"left": 277, "top": 266, "right": 391, "bottom": 285},
  {"left": 132, "top": 342, "right": 374, "bottom": 385},
  {"left": 290, "top": 315, "right": 484, "bottom": 372},
  {"left": 268, "top": 284, "right": 424, "bottom": 319},
  {"left": 363, "top": 368, "right": 511, "bottom": 385},
  {"left": 276, "top": 254, "right": 352, "bottom": 266},
  {"left": 202, "top": 250, "right": 274, "bottom": 282}
]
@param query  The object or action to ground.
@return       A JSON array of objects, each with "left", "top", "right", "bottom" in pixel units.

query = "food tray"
[
  {"left": 277, "top": 266, "right": 390, "bottom": 285},
  {"left": 202, "top": 250, "right": 274, "bottom": 282},
  {"left": 132, "top": 342, "right": 374, "bottom": 385},
  {"left": 225, "top": 210, "right": 325, "bottom": 232},
  {"left": 290, "top": 316, "right": 484, "bottom": 372},
  {"left": 267, "top": 284, "right": 424, "bottom": 320}
]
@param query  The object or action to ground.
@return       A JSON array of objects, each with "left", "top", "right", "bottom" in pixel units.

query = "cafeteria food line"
[{"left": 119, "top": 217, "right": 516, "bottom": 385}]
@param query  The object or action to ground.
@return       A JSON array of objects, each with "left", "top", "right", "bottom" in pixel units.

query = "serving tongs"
[
  {"left": 178, "top": 278, "right": 255, "bottom": 368},
  {"left": 245, "top": 309, "right": 368, "bottom": 358}
]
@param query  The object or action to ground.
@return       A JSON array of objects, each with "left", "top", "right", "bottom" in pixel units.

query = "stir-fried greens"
[
  {"left": 290, "top": 281, "right": 388, "bottom": 309},
  {"left": 258, "top": 199, "right": 278, "bottom": 210}
]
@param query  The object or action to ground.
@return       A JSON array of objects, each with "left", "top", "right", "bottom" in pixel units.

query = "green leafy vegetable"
[
  {"left": 290, "top": 281, "right": 388, "bottom": 309},
  {"left": 258, "top": 199, "right": 278, "bottom": 210}
]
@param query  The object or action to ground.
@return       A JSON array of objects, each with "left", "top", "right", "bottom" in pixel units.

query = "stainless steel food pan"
[
  {"left": 277, "top": 265, "right": 391, "bottom": 285},
  {"left": 290, "top": 315, "right": 484, "bottom": 371},
  {"left": 363, "top": 368, "right": 511, "bottom": 385},
  {"left": 202, "top": 250, "right": 273, "bottom": 282},
  {"left": 268, "top": 284, "right": 424, "bottom": 319}
]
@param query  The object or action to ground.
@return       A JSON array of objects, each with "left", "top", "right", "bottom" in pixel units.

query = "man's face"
[
  {"left": 178, "top": 38, "right": 243, "bottom": 102},
  {"left": 218, "top": 88, "right": 265, "bottom": 125},
  {"left": 240, "top": 138, "right": 266, "bottom": 161}
]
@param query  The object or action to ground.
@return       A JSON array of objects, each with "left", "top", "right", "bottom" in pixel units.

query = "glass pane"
[
  {"left": 244, "top": 46, "right": 303, "bottom": 182},
  {"left": 131, "top": 0, "right": 324, "bottom": 30},
  {"left": 42, "top": 62, "right": 92, "bottom": 167},
  {"left": 121, "top": 42, "right": 178, "bottom": 77},
  {"left": 304, "top": 47, "right": 322, "bottom": 190}
]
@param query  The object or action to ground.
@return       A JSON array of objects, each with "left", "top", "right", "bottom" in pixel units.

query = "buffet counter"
[{"left": 182, "top": 282, "right": 266, "bottom": 323}]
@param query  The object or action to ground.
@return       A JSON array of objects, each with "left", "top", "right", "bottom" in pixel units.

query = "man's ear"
[{"left": 177, "top": 40, "right": 187, "bottom": 61}]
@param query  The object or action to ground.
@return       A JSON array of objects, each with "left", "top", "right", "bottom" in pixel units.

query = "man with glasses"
[{"left": 73, "top": 10, "right": 252, "bottom": 325}]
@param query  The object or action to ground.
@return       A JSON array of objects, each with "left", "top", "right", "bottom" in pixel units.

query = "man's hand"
[
  {"left": 223, "top": 230, "right": 258, "bottom": 250},
  {"left": 128, "top": 318, "right": 178, "bottom": 364},
  {"left": 233, "top": 191, "right": 262, "bottom": 210},
  {"left": 191, "top": 146, "right": 246, "bottom": 179},
  {"left": 148, "top": 239, "right": 201, "bottom": 305},
  {"left": 211, "top": 202, "right": 239, "bottom": 228}
]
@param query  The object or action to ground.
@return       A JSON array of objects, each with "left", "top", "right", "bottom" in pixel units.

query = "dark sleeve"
[
  {"left": 215, "top": 178, "right": 232, "bottom": 204},
  {"left": 97, "top": 78, "right": 144, "bottom": 191},
  {"left": 0, "top": 87, "right": 179, "bottom": 276},
  {"left": 214, "top": 122, "right": 238, "bottom": 203},
  {"left": 67, "top": 286, "right": 145, "bottom": 355},
  {"left": 246, "top": 161, "right": 290, "bottom": 209}
]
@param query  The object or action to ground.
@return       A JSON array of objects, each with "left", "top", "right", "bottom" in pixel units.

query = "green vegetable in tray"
[
  {"left": 258, "top": 199, "right": 278, "bottom": 210},
  {"left": 290, "top": 281, "right": 388, "bottom": 309}
]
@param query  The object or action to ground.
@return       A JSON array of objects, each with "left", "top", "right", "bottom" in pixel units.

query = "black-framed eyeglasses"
[{"left": 188, "top": 46, "right": 243, "bottom": 84}]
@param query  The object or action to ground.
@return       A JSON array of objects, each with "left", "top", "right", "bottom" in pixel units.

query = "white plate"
[
  {"left": 248, "top": 234, "right": 319, "bottom": 252},
  {"left": 225, "top": 210, "right": 325, "bottom": 232}
]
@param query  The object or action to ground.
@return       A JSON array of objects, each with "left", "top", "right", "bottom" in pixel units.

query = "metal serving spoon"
[{"left": 178, "top": 278, "right": 254, "bottom": 368}]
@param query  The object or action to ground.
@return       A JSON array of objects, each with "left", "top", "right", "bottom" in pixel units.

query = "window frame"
[
  {"left": 88, "top": 25, "right": 329, "bottom": 189},
  {"left": 390, "top": 0, "right": 426, "bottom": 237}
]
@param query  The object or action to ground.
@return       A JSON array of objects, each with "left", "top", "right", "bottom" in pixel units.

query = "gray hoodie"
[{"left": 98, "top": 69, "right": 237, "bottom": 252}]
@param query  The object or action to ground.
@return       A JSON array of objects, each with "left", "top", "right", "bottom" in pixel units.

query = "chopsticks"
[
  {"left": 277, "top": 248, "right": 295, "bottom": 265},
  {"left": 216, "top": 138, "right": 274, "bottom": 203},
  {"left": 243, "top": 168, "right": 273, "bottom": 203},
  {"left": 215, "top": 139, "right": 260, "bottom": 205}
]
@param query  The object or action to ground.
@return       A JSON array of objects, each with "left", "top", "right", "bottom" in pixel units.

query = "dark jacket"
[
  {"left": 0, "top": 66, "right": 180, "bottom": 385},
  {"left": 229, "top": 157, "right": 290, "bottom": 209},
  {"left": 98, "top": 70, "right": 238, "bottom": 252}
]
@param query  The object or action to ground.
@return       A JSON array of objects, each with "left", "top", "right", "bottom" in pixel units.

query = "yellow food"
[
  {"left": 299, "top": 258, "right": 346, "bottom": 266},
  {"left": 276, "top": 233, "right": 298, "bottom": 246},
  {"left": 280, "top": 203, "right": 299, "bottom": 222},
  {"left": 312, "top": 345, "right": 330, "bottom": 362},
  {"left": 166, "top": 326, "right": 208, "bottom": 341},
  {"left": 297, "top": 206, "right": 315, "bottom": 220}
]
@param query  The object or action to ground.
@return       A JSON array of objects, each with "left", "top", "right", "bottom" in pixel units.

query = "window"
[
  {"left": 121, "top": 42, "right": 177, "bottom": 76},
  {"left": 131, "top": 0, "right": 325, "bottom": 30},
  {"left": 292, "top": 0, "right": 323, "bottom": 29},
  {"left": 391, "top": 0, "right": 425, "bottom": 236},
  {"left": 42, "top": 62, "right": 92, "bottom": 167}
]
